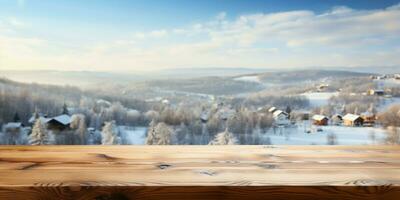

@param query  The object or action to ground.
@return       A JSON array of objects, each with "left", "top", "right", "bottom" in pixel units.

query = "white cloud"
[{"left": 1, "top": 4, "right": 400, "bottom": 71}]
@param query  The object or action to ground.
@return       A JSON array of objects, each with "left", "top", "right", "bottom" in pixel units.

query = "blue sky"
[{"left": 0, "top": 0, "right": 400, "bottom": 71}]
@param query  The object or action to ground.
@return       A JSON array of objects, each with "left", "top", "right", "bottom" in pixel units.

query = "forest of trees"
[
  {"left": 0, "top": 77, "right": 279, "bottom": 145},
  {"left": 1, "top": 74, "right": 400, "bottom": 146}
]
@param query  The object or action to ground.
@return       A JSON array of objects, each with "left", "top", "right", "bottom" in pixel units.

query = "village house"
[
  {"left": 331, "top": 114, "right": 343, "bottom": 125},
  {"left": 272, "top": 110, "right": 289, "bottom": 126},
  {"left": 360, "top": 111, "right": 376, "bottom": 127},
  {"left": 45, "top": 114, "right": 71, "bottom": 131},
  {"left": 368, "top": 89, "right": 385, "bottom": 96},
  {"left": 343, "top": 114, "right": 364, "bottom": 127},
  {"left": 2, "top": 122, "right": 23, "bottom": 134},
  {"left": 312, "top": 115, "right": 328, "bottom": 126}
]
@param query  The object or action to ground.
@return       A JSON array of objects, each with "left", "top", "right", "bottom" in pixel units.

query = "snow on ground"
[
  {"left": 262, "top": 124, "right": 387, "bottom": 145},
  {"left": 301, "top": 92, "right": 338, "bottom": 107},
  {"left": 117, "top": 125, "right": 388, "bottom": 145},
  {"left": 234, "top": 75, "right": 261, "bottom": 83},
  {"left": 119, "top": 126, "right": 147, "bottom": 145}
]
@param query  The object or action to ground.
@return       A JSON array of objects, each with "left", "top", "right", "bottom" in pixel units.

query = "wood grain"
[{"left": 0, "top": 145, "right": 399, "bottom": 199}]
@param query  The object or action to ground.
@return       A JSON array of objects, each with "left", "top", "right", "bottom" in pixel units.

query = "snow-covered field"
[
  {"left": 262, "top": 124, "right": 387, "bottom": 145},
  {"left": 301, "top": 92, "right": 338, "bottom": 107},
  {"left": 119, "top": 126, "right": 147, "bottom": 145},
  {"left": 117, "top": 125, "right": 388, "bottom": 145}
]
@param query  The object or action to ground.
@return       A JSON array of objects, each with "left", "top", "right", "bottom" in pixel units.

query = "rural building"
[
  {"left": 312, "top": 115, "right": 328, "bottom": 126},
  {"left": 45, "top": 114, "right": 71, "bottom": 131},
  {"left": 360, "top": 111, "right": 376, "bottom": 126},
  {"left": 2, "top": 122, "right": 23, "bottom": 134},
  {"left": 272, "top": 110, "right": 289, "bottom": 126},
  {"left": 331, "top": 114, "right": 343, "bottom": 125},
  {"left": 368, "top": 89, "right": 385, "bottom": 96},
  {"left": 343, "top": 114, "right": 364, "bottom": 126}
]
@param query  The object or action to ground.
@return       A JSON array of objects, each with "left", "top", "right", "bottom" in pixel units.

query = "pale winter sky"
[{"left": 0, "top": 0, "right": 400, "bottom": 72}]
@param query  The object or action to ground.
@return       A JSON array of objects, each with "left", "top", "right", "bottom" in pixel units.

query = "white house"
[{"left": 272, "top": 110, "right": 289, "bottom": 126}]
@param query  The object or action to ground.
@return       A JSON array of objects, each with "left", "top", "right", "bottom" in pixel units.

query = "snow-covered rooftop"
[
  {"left": 273, "top": 110, "right": 288, "bottom": 118},
  {"left": 312, "top": 115, "right": 328, "bottom": 121},
  {"left": 3, "top": 122, "right": 22, "bottom": 129},
  {"left": 51, "top": 114, "right": 71, "bottom": 125},
  {"left": 343, "top": 114, "right": 361, "bottom": 121}
]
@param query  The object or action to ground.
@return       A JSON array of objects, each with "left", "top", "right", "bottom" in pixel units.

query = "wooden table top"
[{"left": 0, "top": 145, "right": 400, "bottom": 199}]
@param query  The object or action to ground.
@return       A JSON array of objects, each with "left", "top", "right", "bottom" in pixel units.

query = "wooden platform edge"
[{"left": 1, "top": 185, "right": 400, "bottom": 200}]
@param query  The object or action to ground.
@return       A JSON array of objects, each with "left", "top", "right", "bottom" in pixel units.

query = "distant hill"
[
  {"left": 1, "top": 68, "right": 378, "bottom": 90},
  {"left": 0, "top": 70, "right": 148, "bottom": 88},
  {"left": 155, "top": 67, "right": 270, "bottom": 79},
  {"left": 239, "top": 70, "right": 375, "bottom": 84}
]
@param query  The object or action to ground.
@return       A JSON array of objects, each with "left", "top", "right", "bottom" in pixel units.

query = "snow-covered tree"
[
  {"left": 101, "top": 121, "right": 121, "bottom": 145},
  {"left": 209, "top": 129, "right": 238, "bottom": 145},
  {"left": 126, "top": 109, "right": 141, "bottom": 125},
  {"left": 146, "top": 122, "right": 173, "bottom": 145},
  {"left": 29, "top": 119, "right": 53, "bottom": 145},
  {"left": 13, "top": 112, "right": 21, "bottom": 122},
  {"left": 70, "top": 114, "right": 87, "bottom": 144}
]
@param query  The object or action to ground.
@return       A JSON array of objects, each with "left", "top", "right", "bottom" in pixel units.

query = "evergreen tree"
[
  {"left": 29, "top": 120, "right": 52, "bottom": 145},
  {"left": 209, "top": 129, "right": 238, "bottom": 145},
  {"left": 62, "top": 103, "right": 69, "bottom": 115},
  {"left": 285, "top": 105, "right": 292, "bottom": 118},
  {"left": 13, "top": 112, "right": 20, "bottom": 122}
]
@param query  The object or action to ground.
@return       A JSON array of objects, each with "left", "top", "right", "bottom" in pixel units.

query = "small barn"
[
  {"left": 312, "top": 115, "right": 328, "bottom": 126},
  {"left": 46, "top": 114, "right": 71, "bottom": 131},
  {"left": 343, "top": 114, "right": 364, "bottom": 126}
]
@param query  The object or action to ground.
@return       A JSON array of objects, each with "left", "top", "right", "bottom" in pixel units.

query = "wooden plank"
[{"left": 0, "top": 145, "right": 400, "bottom": 199}]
